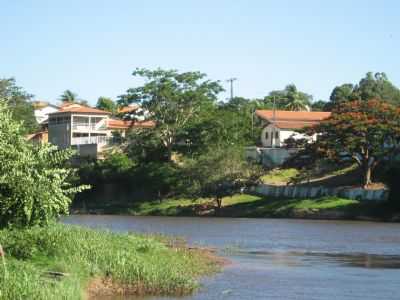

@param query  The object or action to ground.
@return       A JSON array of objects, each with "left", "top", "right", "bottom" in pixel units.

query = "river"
[{"left": 63, "top": 215, "right": 400, "bottom": 300}]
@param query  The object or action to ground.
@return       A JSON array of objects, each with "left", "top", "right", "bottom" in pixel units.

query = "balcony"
[
  {"left": 72, "top": 122, "right": 107, "bottom": 131},
  {"left": 71, "top": 135, "right": 109, "bottom": 146}
]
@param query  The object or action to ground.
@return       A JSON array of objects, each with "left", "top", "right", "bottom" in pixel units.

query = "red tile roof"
[
  {"left": 255, "top": 110, "right": 331, "bottom": 130},
  {"left": 107, "top": 119, "right": 155, "bottom": 129},
  {"left": 52, "top": 103, "right": 111, "bottom": 115}
]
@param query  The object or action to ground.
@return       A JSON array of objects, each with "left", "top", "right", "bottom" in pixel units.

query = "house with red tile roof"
[
  {"left": 255, "top": 110, "right": 331, "bottom": 148},
  {"left": 48, "top": 103, "right": 154, "bottom": 157}
]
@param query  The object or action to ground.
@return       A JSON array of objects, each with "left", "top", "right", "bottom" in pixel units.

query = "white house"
[
  {"left": 255, "top": 110, "right": 331, "bottom": 147},
  {"left": 246, "top": 110, "right": 331, "bottom": 167},
  {"left": 32, "top": 101, "right": 60, "bottom": 125},
  {"left": 48, "top": 103, "right": 154, "bottom": 157}
]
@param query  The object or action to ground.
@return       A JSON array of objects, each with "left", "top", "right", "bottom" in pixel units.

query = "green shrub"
[{"left": 0, "top": 100, "right": 88, "bottom": 228}]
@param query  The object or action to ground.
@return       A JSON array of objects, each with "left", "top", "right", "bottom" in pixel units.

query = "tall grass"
[{"left": 0, "top": 224, "right": 218, "bottom": 299}]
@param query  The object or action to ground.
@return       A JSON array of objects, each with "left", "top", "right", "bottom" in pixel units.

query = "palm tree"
[
  {"left": 284, "top": 84, "right": 310, "bottom": 111},
  {"left": 59, "top": 90, "right": 78, "bottom": 103}
]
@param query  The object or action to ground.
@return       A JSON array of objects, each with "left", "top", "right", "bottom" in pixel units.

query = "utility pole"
[
  {"left": 226, "top": 78, "right": 237, "bottom": 101},
  {"left": 272, "top": 96, "right": 277, "bottom": 148}
]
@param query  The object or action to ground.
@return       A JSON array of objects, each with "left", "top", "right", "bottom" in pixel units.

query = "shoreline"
[
  {"left": 71, "top": 209, "right": 399, "bottom": 223},
  {"left": 85, "top": 246, "right": 228, "bottom": 299},
  {"left": 0, "top": 224, "right": 224, "bottom": 300}
]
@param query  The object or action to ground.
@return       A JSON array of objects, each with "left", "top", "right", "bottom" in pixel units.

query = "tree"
[
  {"left": 300, "top": 99, "right": 400, "bottom": 187},
  {"left": 59, "top": 90, "right": 78, "bottom": 103},
  {"left": 264, "top": 84, "right": 312, "bottom": 111},
  {"left": 329, "top": 83, "right": 355, "bottom": 105},
  {"left": 0, "top": 78, "right": 38, "bottom": 134},
  {"left": 119, "top": 68, "right": 224, "bottom": 161},
  {"left": 311, "top": 100, "right": 329, "bottom": 111},
  {"left": 0, "top": 100, "right": 89, "bottom": 228},
  {"left": 96, "top": 96, "right": 116, "bottom": 113},
  {"left": 355, "top": 72, "right": 400, "bottom": 105},
  {"left": 284, "top": 84, "right": 311, "bottom": 111},
  {"left": 328, "top": 72, "right": 400, "bottom": 107},
  {"left": 184, "top": 147, "right": 262, "bottom": 214}
]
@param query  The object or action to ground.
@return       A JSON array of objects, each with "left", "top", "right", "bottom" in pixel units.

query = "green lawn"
[
  {"left": 0, "top": 224, "right": 218, "bottom": 299},
  {"left": 261, "top": 168, "right": 299, "bottom": 185},
  {"left": 128, "top": 194, "right": 364, "bottom": 219}
]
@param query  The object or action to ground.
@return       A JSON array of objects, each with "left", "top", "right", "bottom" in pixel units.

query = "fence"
[{"left": 252, "top": 184, "right": 388, "bottom": 201}]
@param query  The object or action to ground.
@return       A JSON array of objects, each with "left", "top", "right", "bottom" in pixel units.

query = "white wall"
[
  {"left": 261, "top": 124, "right": 316, "bottom": 148},
  {"left": 34, "top": 106, "right": 59, "bottom": 124}
]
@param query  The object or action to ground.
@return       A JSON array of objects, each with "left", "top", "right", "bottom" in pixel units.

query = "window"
[
  {"left": 275, "top": 131, "right": 279, "bottom": 139},
  {"left": 265, "top": 131, "right": 269, "bottom": 140}
]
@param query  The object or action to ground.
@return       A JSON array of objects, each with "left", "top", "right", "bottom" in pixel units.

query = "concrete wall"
[
  {"left": 252, "top": 184, "right": 388, "bottom": 201},
  {"left": 75, "top": 144, "right": 98, "bottom": 158},
  {"left": 245, "top": 147, "right": 298, "bottom": 167},
  {"left": 48, "top": 123, "right": 71, "bottom": 149}
]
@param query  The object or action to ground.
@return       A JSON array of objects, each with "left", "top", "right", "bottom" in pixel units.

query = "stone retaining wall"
[{"left": 253, "top": 184, "right": 388, "bottom": 201}]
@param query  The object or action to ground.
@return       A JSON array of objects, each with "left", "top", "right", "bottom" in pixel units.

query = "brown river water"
[{"left": 63, "top": 215, "right": 400, "bottom": 300}]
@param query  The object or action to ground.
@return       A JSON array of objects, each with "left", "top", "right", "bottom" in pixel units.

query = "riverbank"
[
  {"left": 73, "top": 194, "right": 399, "bottom": 222},
  {"left": 0, "top": 224, "right": 221, "bottom": 300}
]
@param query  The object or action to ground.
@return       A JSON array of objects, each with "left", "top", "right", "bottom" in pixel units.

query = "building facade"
[
  {"left": 247, "top": 110, "right": 331, "bottom": 167},
  {"left": 48, "top": 103, "right": 154, "bottom": 157}
]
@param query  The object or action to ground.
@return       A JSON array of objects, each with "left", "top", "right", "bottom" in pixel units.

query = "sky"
[{"left": 1, "top": 0, "right": 399, "bottom": 105}]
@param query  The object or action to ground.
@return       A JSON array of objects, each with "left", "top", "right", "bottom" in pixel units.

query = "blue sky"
[{"left": 1, "top": 0, "right": 399, "bottom": 105}]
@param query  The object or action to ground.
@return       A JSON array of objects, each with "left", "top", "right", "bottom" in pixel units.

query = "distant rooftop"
[
  {"left": 255, "top": 110, "right": 331, "bottom": 130},
  {"left": 51, "top": 103, "right": 111, "bottom": 115}
]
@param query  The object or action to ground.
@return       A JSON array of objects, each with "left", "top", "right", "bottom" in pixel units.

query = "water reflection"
[
  {"left": 64, "top": 215, "right": 400, "bottom": 300},
  {"left": 235, "top": 250, "right": 400, "bottom": 269}
]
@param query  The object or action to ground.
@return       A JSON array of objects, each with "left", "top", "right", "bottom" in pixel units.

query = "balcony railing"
[
  {"left": 71, "top": 136, "right": 109, "bottom": 146},
  {"left": 72, "top": 122, "right": 107, "bottom": 131}
]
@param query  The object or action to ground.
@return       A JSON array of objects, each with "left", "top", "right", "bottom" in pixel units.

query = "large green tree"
[
  {"left": 300, "top": 99, "right": 400, "bottom": 187},
  {"left": 0, "top": 100, "right": 88, "bottom": 228},
  {"left": 0, "top": 78, "right": 37, "bottom": 133},
  {"left": 329, "top": 72, "right": 400, "bottom": 107},
  {"left": 96, "top": 96, "right": 116, "bottom": 113},
  {"left": 183, "top": 147, "right": 262, "bottom": 213},
  {"left": 119, "top": 68, "right": 224, "bottom": 161}
]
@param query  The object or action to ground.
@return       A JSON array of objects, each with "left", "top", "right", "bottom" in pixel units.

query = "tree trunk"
[
  {"left": 214, "top": 197, "right": 222, "bottom": 216},
  {"left": 166, "top": 142, "right": 173, "bottom": 162},
  {"left": 363, "top": 164, "right": 372, "bottom": 188}
]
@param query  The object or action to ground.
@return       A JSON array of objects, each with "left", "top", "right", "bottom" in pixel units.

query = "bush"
[
  {"left": 384, "top": 164, "right": 400, "bottom": 210},
  {"left": 0, "top": 101, "right": 88, "bottom": 228}
]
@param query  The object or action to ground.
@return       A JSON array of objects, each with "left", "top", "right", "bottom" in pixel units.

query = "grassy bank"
[
  {"left": 0, "top": 224, "right": 220, "bottom": 300},
  {"left": 125, "top": 194, "right": 385, "bottom": 220}
]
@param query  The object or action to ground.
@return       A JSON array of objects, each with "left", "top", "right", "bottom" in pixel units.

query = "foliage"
[
  {"left": 179, "top": 97, "right": 261, "bottom": 155},
  {"left": 59, "top": 90, "right": 89, "bottom": 106},
  {"left": 183, "top": 147, "right": 263, "bottom": 211},
  {"left": 0, "top": 101, "right": 88, "bottom": 228},
  {"left": 294, "top": 99, "right": 400, "bottom": 187},
  {"left": 311, "top": 100, "right": 329, "bottom": 111},
  {"left": 119, "top": 68, "right": 224, "bottom": 160},
  {"left": 133, "top": 162, "right": 183, "bottom": 198},
  {"left": 125, "top": 128, "right": 169, "bottom": 163},
  {"left": 0, "top": 224, "right": 217, "bottom": 299},
  {"left": 96, "top": 96, "right": 117, "bottom": 113},
  {"left": 381, "top": 162, "right": 400, "bottom": 209},
  {"left": 329, "top": 83, "right": 356, "bottom": 106},
  {"left": 79, "top": 152, "right": 135, "bottom": 185},
  {"left": 328, "top": 72, "right": 400, "bottom": 107},
  {"left": 0, "top": 78, "right": 38, "bottom": 134},
  {"left": 264, "top": 84, "right": 312, "bottom": 111},
  {"left": 59, "top": 89, "right": 78, "bottom": 102}
]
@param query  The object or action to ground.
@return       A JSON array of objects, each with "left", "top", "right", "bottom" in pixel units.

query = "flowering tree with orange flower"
[{"left": 301, "top": 99, "right": 400, "bottom": 187}]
